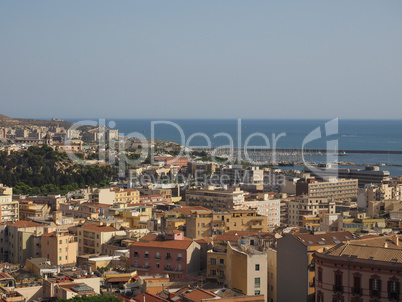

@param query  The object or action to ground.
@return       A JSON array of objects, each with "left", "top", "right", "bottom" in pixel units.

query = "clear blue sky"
[{"left": 1, "top": 1, "right": 401, "bottom": 119}]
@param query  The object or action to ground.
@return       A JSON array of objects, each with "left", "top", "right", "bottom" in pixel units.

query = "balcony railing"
[
  {"left": 132, "top": 265, "right": 150, "bottom": 271},
  {"left": 165, "top": 256, "right": 172, "bottom": 260},
  {"left": 163, "top": 267, "right": 183, "bottom": 273},
  {"left": 333, "top": 285, "right": 344, "bottom": 293},
  {"left": 133, "top": 254, "right": 139, "bottom": 258},
  {"left": 370, "top": 290, "right": 380, "bottom": 298},
  {"left": 388, "top": 292, "right": 400, "bottom": 300},
  {"left": 351, "top": 288, "right": 362, "bottom": 296}
]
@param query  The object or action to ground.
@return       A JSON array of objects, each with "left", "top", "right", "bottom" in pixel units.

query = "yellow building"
[
  {"left": 186, "top": 209, "right": 268, "bottom": 239},
  {"left": 41, "top": 230, "right": 78, "bottom": 266}
]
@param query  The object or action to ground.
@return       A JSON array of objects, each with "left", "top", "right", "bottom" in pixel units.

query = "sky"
[{"left": 1, "top": 1, "right": 402, "bottom": 120}]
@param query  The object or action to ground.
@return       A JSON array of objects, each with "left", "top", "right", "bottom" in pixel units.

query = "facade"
[
  {"left": 77, "top": 224, "right": 125, "bottom": 255},
  {"left": 41, "top": 230, "right": 78, "bottom": 266},
  {"left": 296, "top": 178, "right": 358, "bottom": 202},
  {"left": 129, "top": 231, "right": 201, "bottom": 281},
  {"left": 242, "top": 199, "right": 281, "bottom": 229},
  {"left": 19, "top": 202, "right": 50, "bottom": 220},
  {"left": 0, "top": 184, "right": 19, "bottom": 223},
  {"left": 277, "top": 231, "right": 356, "bottom": 302},
  {"left": 314, "top": 235, "right": 402, "bottom": 302},
  {"left": 185, "top": 186, "right": 246, "bottom": 211},
  {"left": 304, "top": 165, "right": 391, "bottom": 187},
  {"left": 7, "top": 220, "right": 46, "bottom": 264},
  {"left": 288, "top": 197, "right": 336, "bottom": 228},
  {"left": 186, "top": 209, "right": 268, "bottom": 239}
]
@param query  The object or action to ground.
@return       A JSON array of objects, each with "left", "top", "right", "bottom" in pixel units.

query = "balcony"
[
  {"left": 351, "top": 288, "right": 362, "bottom": 296},
  {"left": 155, "top": 255, "right": 161, "bottom": 259},
  {"left": 388, "top": 292, "right": 400, "bottom": 300},
  {"left": 165, "top": 256, "right": 172, "bottom": 260},
  {"left": 132, "top": 265, "right": 150, "bottom": 271},
  {"left": 133, "top": 254, "right": 139, "bottom": 258},
  {"left": 176, "top": 257, "right": 183, "bottom": 262},
  {"left": 333, "top": 285, "right": 344, "bottom": 293},
  {"left": 370, "top": 290, "right": 380, "bottom": 298},
  {"left": 163, "top": 267, "right": 183, "bottom": 273}
]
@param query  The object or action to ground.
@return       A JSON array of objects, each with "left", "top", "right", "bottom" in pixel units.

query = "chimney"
[{"left": 392, "top": 234, "right": 399, "bottom": 246}]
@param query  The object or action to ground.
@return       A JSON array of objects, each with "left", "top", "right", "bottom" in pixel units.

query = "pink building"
[{"left": 129, "top": 231, "right": 201, "bottom": 281}]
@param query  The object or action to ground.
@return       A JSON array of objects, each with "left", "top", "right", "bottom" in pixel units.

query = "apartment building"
[
  {"left": 243, "top": 198, "right": 281, "bottom": 229},
  {"left": 213, "top": 165, "right": 265, "bottom": 185},
  {"left": 314, "top": 235, "right": 402, "bottom": 302},
  {"left": 7, "top": 220, "right": 46, "bottom": 264},
  {"left": 206, "top": 232, "right": 273, "bottom": 301},
  {"left": 77, "top": 224, "right": 125, "bottom": 255},
  {"left": 129, "top": 231, "right": 201, "bottom": 281},
  {"left": 19, "top": 201, "right": 50, "bottom": 220},
  {"left": 296, "top": 178, "right": 358, "bottom": 202},
  {"left": 287, "top": 197, "right": 336, "bottom": 228},
  {"left": 89, "top": 187, "right": 140, "bottom": 204},
  {"left": 41, "top": 230, "right": 78, "bottom": 266},
  {"left": 304, "top": 165, "right": 391, "bottom": 187},
  {"left": 277, "top": 231, "right": 356, "bottom": 302},
  {"left": 0, "top": 184, "right": 18, "bottom": 223},
  {"left": 186, "top": 209, "right": 268, "bottom": 239},
  {"left": 185, "top": 186, "right": 245, "bottom": 211}
]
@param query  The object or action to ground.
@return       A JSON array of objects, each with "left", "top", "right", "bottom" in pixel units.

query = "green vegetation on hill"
[{"left": 0, "top": 145, "right": 116, "bottom": 195}]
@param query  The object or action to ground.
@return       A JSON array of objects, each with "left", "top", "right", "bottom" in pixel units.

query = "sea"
[{"left": 68, "top": 119, "right": 402, "bottom": 177}]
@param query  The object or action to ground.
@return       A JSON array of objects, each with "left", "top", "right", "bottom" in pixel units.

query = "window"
[
  {"left": 65, "top": 256, "right": 67, "bottom": 260},
  {"left": 352, "top": 273, "right": 362, "bottom": 295},
  {"left": 59, "top": 248, "right": 62, "bottom": 253},
  {"left": 156, "top": 263, "right": 160, "bottom": 268},
  {"left": 144, "top": 251, "right": 149, "bottom": 258},
  {"left": 177, "top": 253, "right": 182, "bottom": 261},
  {"left": 65, "top": 239, "right": 67, "bottom": 243},
  {"left": 210, "top": 270, "right": 216, "bottom": 276},
  {"left": 65, "top": 248, "right": 67, "bottom": 252},
  {"left": 219, "top": 258, "right": 224, "bottom": 265},
  {"left": 210, "top": 258, "right": 216, "bottom": 265},
  {"left": 166, "top": 252, "right": 171, "bottom": 260},
  {"left": 255, "top": 278, "right": 260, "bottom": 288},
  {"left": 254, "top": 291, "right": 260, "bottom": 295},
  {"left": 388, "top": 278, "right": 399, "bottom": 300},
  {"left": 334, "top": 270, "right": 343, "bottom": 293},
  {"left": 96, "top": 234, "right": 99, "bottom": 239},
  {"left": 133, "top": 251, "right": 139, "bottom": 258},
  {"left": 369, "top": 275, "right": 381, "bottom": 298},
  {"left": 59, "top": 256, "right": 61, "bottom": 261},
  {"left": 318, "top": 267, "right": 323, "bottom": 283},
  {"left": 155, "top": 251, "right": 160, "bottom": 259},
  {"left": 59, "top": 240, "right": 62, "bottom": 244},
  {"left": 255, "top": 264, "right": 260, "bottom": 271}
]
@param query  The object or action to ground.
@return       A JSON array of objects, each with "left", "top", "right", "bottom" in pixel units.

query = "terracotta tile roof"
[
  {"left": 139, "top": 233, "right": 164, "bottom": 242},
  {"left": 352, "top": 235, "right": 402, "bottom": 249},
  {"left": 181, "top": 288, "right": 219, "bottom": 302},
  {"left": 196, "top": 237, "right": 213, "bottom": 244},
  {"left": 170, "top": 206, "right": 211, "bottom": 215},
  {"left": 131, "top": 239, "right": 193, "bottom": 250},
  {"left": 133, "top": 292, "right": 169, "bottom": 302},
  {"left": 6, "top": 220, "right": 44, "bottom": 228},
  {"left": 80, "top": 224, "right": 117, "bottom": 232},
  {"left": 292, "top": 231, "right": 357, "bottom": 246},
  {"left": 325, "top": 243, "right": 402, "bottom": 263}
]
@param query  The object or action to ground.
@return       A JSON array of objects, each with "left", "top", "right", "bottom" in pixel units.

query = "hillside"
[
  {"left": 0, "top": 114, "right": 74, "bottom": 128},
  {"left": 0, "top": 145, "right": 116, "bottom": 195}
]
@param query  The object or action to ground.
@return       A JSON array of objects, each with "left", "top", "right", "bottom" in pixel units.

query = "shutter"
[
  {"left": 369, "top": 279, "right": 373, "bottom": 291},
  {"left": 378, "top": 279, "right": 382, "bottom": 297}
]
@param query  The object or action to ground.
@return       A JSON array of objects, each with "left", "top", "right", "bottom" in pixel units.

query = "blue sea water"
[{"left": 68, "top": 118, "right": 402, "bottom": 176}]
